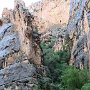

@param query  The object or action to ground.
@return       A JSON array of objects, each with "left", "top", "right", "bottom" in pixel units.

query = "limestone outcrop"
[
  {"left": 29, "top": 0, "right": 70, "bottom": 32},
  {"left": 0, "top": 63, "right": 37, "bottom": 90},
  {"left": 67, "top": 0, "right": 90, "bottom": 69},
  {"left": 2, "top": 0, "right": 42, "bottom": 65},
  {"left": 0, "top": 0, "right": 43, "bottom": 89}
]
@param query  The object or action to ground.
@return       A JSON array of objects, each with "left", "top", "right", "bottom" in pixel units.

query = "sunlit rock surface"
[
  {"left": 0, "top": 0, "right": 43, "bottom": 89},
  {"left": 29, "top": 0, "right": 70, "bottom": 32},
  {"left": 2, "top": 0, "right": 42, "bottom": 65}
]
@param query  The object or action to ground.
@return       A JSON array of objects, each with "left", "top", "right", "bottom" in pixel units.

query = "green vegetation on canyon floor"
[{"left": 36, "top": 38, "right": 90, "bottom": 90}]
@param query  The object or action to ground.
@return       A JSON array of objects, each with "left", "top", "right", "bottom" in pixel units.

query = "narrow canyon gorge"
[{"left": 0, "top": 0, "right": 90, "bottom": 90}]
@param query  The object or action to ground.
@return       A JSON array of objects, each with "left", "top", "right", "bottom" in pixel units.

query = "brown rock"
[{"left": 29, "top": 0, "right": 70, "bottom": 33}]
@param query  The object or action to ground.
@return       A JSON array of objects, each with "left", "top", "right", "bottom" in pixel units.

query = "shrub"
[
  {"left": 40, "top": 38, "right": 90, "bottom": 90},
  {"left": 81, "top": 83, "right": 90, "bottom": 90},
  {"left": 40, "top": 39, "right": 70, "bottom": 89},
  {"left": 61, "top": 67, "right": 89, "bottom": 90}
]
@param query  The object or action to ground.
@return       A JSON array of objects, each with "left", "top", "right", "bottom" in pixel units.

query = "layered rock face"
[
  {"left": 67, "top": 0, "right": 90, "bottom": 69},
  {"left": 29, "top": 0, "right": 70, "bottom": 32},
  {"left": 2, "top": 0, "right": 42, "bottom": 65},
  {"left": 0, "top": 0, "right": 43, "bottom": 89},
  {"left": 1, "top": 63, "right": 37, "bottom": 90}
]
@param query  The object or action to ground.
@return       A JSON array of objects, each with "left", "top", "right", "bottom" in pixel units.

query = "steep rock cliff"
[
  {"left": 2, "top": 0, "right": 42, "bottom": 65},
  {"left": 67, "top": 0, "right": 90, "bottom": 69},
  {"left": 0, "top": 0, "right": 44, "bottom": 89},
  {"left": 29, "top": 0, "right": 70, "bottom": 32}
]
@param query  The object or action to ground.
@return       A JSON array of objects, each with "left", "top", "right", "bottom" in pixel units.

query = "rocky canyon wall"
[
  {"left": 29, "top": 0, "right": 70, "bottom": 32},
  {"left": 1, "top": 0, "right": 90, "bottom": 89},
  {"left": 28, "top": 0, "right": 90, "bottom": 70},
  {"left": 2, "top": 0, "right": 42, "bottom": 65},
  {"left": 67, "top": 0, "right": 90, "bottom": 69},
  {"left": 0, "top": 0, "right": 44, "bottom": 89}
]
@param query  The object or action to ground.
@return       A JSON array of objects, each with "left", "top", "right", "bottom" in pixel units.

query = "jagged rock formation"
[
  {"left": 2, "top": 0, "right": 42, "bottom": 65},
  {"left": 0, "top": 0, "right": 43, "bottom": 89},
  {"left": 0, "top": 22, "right": 20, "bottom": 68},
  {"left": 1, "top": 63, "right": 37, "bottom": 90},
  {"left": 28, "top": 0, "right": 90, "bottom": 70},
  {"left": 1, "top": 0, "right": 90, "bottom": 89},
  {"left": 67, "top": 0, "right": 90, "bottom": 69},
  {"left": 29, "top": 0, "right": 70, "bottom": 32}
]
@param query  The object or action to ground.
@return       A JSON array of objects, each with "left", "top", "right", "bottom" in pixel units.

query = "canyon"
[{"left": 0, "top": 0, "right": 90, "bottom": 90}]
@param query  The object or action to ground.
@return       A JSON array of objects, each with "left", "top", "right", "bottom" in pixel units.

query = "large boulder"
[{"left": 0, "top": 63, "right": 37, "bottom": 90}]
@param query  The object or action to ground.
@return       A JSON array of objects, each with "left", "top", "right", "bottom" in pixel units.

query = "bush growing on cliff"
[{"left": 40, "top": 40, "right": 55, "bottom": 65}]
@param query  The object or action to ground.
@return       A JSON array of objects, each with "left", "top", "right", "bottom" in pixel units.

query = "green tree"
[
  {"left": 61, "top": 67, "right": 89, "bottom": 90},
  {"left": 81, "top": 83, "right": 90, "bottom": 90}
]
